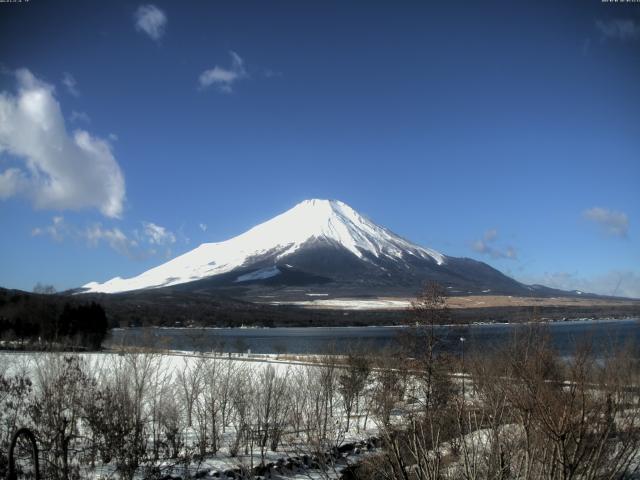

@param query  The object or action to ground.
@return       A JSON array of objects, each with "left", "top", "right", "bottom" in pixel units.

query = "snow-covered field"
[
  {"left": 267, "top": 298, "right": 412, "bottom": 310},
  {"left": 0, "top": 351, "right": 380, "bottom": 479},
  {"left": 2, "top": 347, "right": 638, "bottom": 480}
]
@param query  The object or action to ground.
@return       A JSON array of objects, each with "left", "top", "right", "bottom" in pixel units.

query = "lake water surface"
[{"left": 107, "top": 318, "right": 639, "bottom": 356}]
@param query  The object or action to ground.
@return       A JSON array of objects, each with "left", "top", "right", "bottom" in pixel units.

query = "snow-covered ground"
[
  {"left": 267, "top": 298, "right": 412, "bottom": 310},
  {"left": 0, "top": 351, "right": 380, "bottom": 479},
  {"left": 2, "top": 350, "right": 638, "bottom": 479}
]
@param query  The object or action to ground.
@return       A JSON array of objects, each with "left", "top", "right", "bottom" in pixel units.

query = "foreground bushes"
[
  {"left": 0, "top": 352, "right": 375, "bottom": 479},
  {"left": 0, "top": 326, "right": 638, "bottom": 480},
  {"left": 364, "top": 328, "right": 640, "bottom": 480}
]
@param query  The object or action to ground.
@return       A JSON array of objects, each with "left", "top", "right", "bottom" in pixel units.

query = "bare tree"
[
  {"left": 372, "top": 282, "right": 459, "bottom": 480},
  {"left": 176, "top": 356, "right": 203, "bottom": 428},
  {"left": 33, "top": 283, "right": 57, "bottom": 295},
  {"left": 237, "top": 363, "right": 292, "bottom": 466},
  {"left": 229, "top": 367, "right": 255, "bottom": 458},
  {"left": 289, "top": 365, "right": 309, "bottom": 437},
  {"left": 217, "top": 357, "right": 238, "bottom": 434},
  {"left": 200, "top": 356, "right": 224, "bottom": 454},
  {"left": 84, "top": 353, "right": 159, "bottom": 480},
  {"left": 0, "top": 368, "right": 32, "bottom": 478},
  {"left": 407, "top": 281, "right": 454, "bottom": 411},
  {"left": 156, "top": 389, "right": 184, "bottom": 460},
  {"left": 338, "top": 353, "right": 371, "bottom": 432},
  {"left": 28, "top": 354, "right": 94, "bottom": 480}
]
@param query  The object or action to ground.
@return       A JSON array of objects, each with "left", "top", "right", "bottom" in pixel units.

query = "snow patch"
[
  {"left": 235, "top": 266, "right": 281, "bottom": 282},
  {"left": 268, "top": 298, "right": 412, "bottom": 310}
]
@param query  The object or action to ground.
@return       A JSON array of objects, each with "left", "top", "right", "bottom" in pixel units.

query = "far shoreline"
[{"left": 111, "top": 316, "right": 640, "bottom": 331}]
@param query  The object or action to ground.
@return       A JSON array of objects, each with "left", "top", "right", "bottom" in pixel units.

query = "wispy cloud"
[
  {"left": 199, "top": 223, "right": 207, "bottom": 232},
  {"left": 31, "top": 216, "right": 68, "bottom": 242},
  {"left": 31, "top": 216, "right": 138, "bottom": 258},
  {"left": 70, "top": 110, "right": 91, "bottom": 124},
  {"left": 596, "top": 19, "right": 640, "bottom": 42},
  {"left": 471, "top": 229, "right": 517, "bottom": 260},
  {"left": 519, "top": 270, "right": 640, "bottom": 299},
  {"left": 62, "top": 72, "right": 79, "bottom": 96},
  {"left": 0, "top": 69, "right": 125, "bottom": 218},
  {"left": 264, "top": 68, "right": 283, "bottom": 78},
  {"left": 85, "top": 223, "right": 138, "bottom": 258},
  {"left": 583, "top": 207, "right": 628, "bottom": 237},
  {"left": 142, "top": 221, "right": 176, "bottom": 245},
  {"left": 32, "top": 217, "right": 177, "bottom": 259},
  {"left": 32, "top": 217, "right": 137, "bottom": 257},
  {"left": 199, "top": 51, "right": 247, "bottom": 93},
  {"left": 134, "top": 4, "right": 167, "bottom": 41},
  {"left": 177, "top": 223, "right": 190, "bottom": 245}
]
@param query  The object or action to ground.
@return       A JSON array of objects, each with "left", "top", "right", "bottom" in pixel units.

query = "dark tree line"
[{"left": 0, "top": 290, "right": 109, "bottom": 350}]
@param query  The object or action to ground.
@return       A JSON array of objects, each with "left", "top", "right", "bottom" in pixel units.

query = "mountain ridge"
[{"left": 81, "top": 199, "right": 584, "bottom": 300}]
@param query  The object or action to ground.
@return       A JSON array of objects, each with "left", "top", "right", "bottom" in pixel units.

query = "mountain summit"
[{"left": 82, "top": 199, "right": 534, "bottom": 297}]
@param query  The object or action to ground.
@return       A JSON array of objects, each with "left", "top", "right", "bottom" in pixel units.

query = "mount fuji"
[{"left": 81, "top": 199, "right": 542, "bottom": 298}]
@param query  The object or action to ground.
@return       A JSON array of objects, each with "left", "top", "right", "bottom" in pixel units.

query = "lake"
[{"left": 106, "top": 318, "right": 639, "bottom": 356}]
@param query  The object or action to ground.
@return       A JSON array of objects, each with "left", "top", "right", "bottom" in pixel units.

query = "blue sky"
[{"left": 0, "top": 1, "right": 639, "bottom": 297}]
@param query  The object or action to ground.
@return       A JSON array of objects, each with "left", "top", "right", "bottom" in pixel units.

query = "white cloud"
[
  {"left": 70, "top": 110, "right": 90, "bottom": 123},
  {"left": 175, "top": 223, "right": 190, "bottom": 245},
  {"left": 199, "top": 223, "right": 207, "bottom": 232},
  {"left": 264, "top": 69, "right": 283, "bottom": 78},
  {"left": 31, "top": 215, "right": 68, "bottom": 242},
  {"left": 504, "top": 246, "right": 517, "bottom": 259},
  {"left": 583, "top": 207, "right": 628, "bottom": 237},
  {"left": 0, "top": 168, "right": 27, "bottom": 199},
  {"left": 134, "top": 4, "right": 167, "bottom": 41},
  {"left": 199, "top": 51, "right": 247, "bottom": 93},
  {"left": 596, "top": 19, "right": 640, "bottom": 42},
  {"left": 32, "top": 216, "right": 136, "bottom": 257},
  {"left": 483, "top": 228, "right": 497, "bottom": 242},
  {"left": 519, "top": 270, "right": 640, "bottom": 299},
  {"left": 142, "top": 221, "right": 176, "bottom": 245},
  {"left": 471, "top": 229, "right": 517, "bottom": 260},
  {"left": 85, "top": 223, "right": 138, "bottom": 258},
  {"left": 62, "top": 72, "right": 79, "bottom": 97},
  {"left": 31, "top": 216, "right": 179, "bottom": 259},
  {"left": 0, "top": 69, "right": 125, "bottom": 218}
]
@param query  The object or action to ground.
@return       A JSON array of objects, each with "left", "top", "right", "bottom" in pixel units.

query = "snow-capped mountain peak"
[
  {"left": 82, "top": 199, "right": 445, "bottom": 294},
  {"left": 281, "top": 199, "right": 444, "bottom": 262}
]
